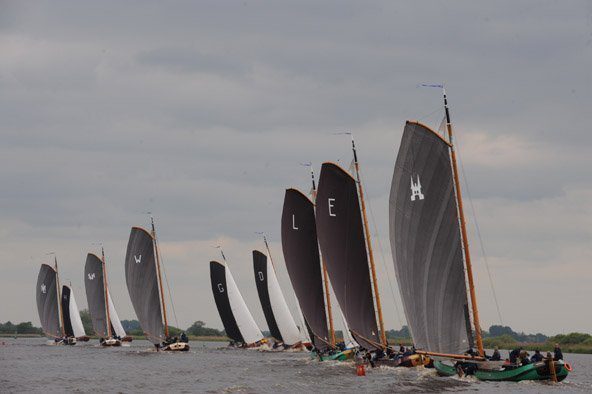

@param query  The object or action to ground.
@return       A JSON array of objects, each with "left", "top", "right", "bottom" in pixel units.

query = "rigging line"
[
  {"left": 455, "top": 136, "right": 504, "bottom": 326},
  {"left": 155, "top": 235, "right": 180, "bottom": 331},
  {"left": 356, "top": 166, "right": 405, "bottom": 329}
]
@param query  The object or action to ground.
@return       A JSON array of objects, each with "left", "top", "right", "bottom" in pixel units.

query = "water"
[{"left": 1, "top": 338, "right": 591, "bottom": 393}]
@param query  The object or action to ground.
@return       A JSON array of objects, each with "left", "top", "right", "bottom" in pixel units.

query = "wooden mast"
[
  {"left": 309, "top": 166, "right": 336, "bottom": 347},
  {"left": 101, "top": 247, "right": 113, "bottom": 338},
  {"left": 350, "top": 137, "right": 387, "bottom": 348},
  {"left": 54, "top": 255, "right": 65, "bottom": 338},
  {"left": 151, "top": 216, "right": 169, "bottom": 338},
  {"left": 443, "top": 88, "right": 484, "bottom": 357}
]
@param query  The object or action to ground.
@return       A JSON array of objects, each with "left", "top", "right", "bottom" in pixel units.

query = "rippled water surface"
[{"left": 1, "top": 338, "right": 591, "bottom": 393}]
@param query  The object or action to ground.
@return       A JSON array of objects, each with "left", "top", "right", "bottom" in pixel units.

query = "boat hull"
[
  {"left": 101, "top": 338, "right": 122, "bottom": 347},
  {"left": 434, "top": 360, "right": 569, "bottom": 382},
  {"left": 163, "top": 342, "right": 190, "bottom": 351},
  {"left": 374, "top": 354, "right": 432, "bottom": 368},
  {"left": 317, "top": 349, "right": 355, "bottom": 361}
]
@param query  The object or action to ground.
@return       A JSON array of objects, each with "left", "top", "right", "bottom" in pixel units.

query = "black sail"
[
  {"left": 210, "top": 261, "right": 244, "bottom": 343},
  {"left": 281, "top": 188, "right": 330, "bottom": 351},
  {"left": 316, "top": 162, "right": 380, "bottom": 350},
  {"left": 84, "top": 253, "right": 108, "bottom": 338},
  {"left": 389, "top": 121, "right": 471, "bottom": 354},
  {"left": 36, "top": 264, "right": 61, "bottom": 338},
  {"left": 124, "top": 227, "right": 164, "bottom": 344},
  {"left": 61, "top": 285, "right": 74, "bottom": 337},
  {"left": 252, "top": 250, "right": 283, "bottom": 342}
]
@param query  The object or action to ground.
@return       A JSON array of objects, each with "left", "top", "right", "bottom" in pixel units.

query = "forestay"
[{"left": 389, "top": 121, "right": 472, "bottom": 354}]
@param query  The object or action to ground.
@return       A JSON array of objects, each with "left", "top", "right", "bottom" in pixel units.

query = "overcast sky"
[{"left": 1, "top": 1, "right": 591, "bottom": 336}]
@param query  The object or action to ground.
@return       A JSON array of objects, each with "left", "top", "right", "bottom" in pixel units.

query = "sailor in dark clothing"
[
  {"left": 490, "top": 347, "right": 501, "bottom": 361},
  {"left": 531, "top": 349, "right": 544, "bottom": 363},
  {"left": 509, "top": 347, "right": 522, "bottom": 364},
  {"left": 398, "top": 343, "right": 406, "bottom": 353},
  {"left": 553, "top": 344, "right": 563, "bottom": 361},
  {"left": 180, "top": 332, "right": 188, "bottom": 343},
  {"left": 520, "top": 351, "right": 531, "bottom": 365}
]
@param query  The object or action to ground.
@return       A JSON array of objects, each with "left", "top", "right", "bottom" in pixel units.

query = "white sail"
[
  {"left": 266, "top": 257, "right": 302, "bottom": 345},
  {"left": 226, "top": 266, "right": 264, "bottom": 345},
  {"left": 295, "top": 299, "right": 312, "bottom": 343},
  {"left": 107, "top": 293, "right": 126, "bottom": 338},
  {"left": 68, "top": 287, "right": 86, "bottom": 338}
]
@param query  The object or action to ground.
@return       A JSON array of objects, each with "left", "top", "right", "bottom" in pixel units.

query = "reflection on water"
[{"left": 0, "top": 338, "right": 590, "bottom": 393}]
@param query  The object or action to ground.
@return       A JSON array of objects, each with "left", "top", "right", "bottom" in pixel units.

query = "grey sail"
[
  {"left": 281, "top": 188, "right": 330, "bottom": 351},
  {"left": 389, "top": 121, "right": 471, "bottom": 354},
  {"left": 36, "top": 264, "right": 61, "bottom": 338},
  {"left": 316, "top": 162, "right": 381, "bottom": 350},
  {"left": 84, "top": 253, "right": 108, "bottom": 338},
  {"left": 125, "top": 227, "right": 165, "bottom": 344}
]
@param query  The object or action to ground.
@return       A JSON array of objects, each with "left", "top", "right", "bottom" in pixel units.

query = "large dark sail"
[
  {"left": 124, "top": 227, "right": 164, "bottom": 344},
  {"left": 36, "top": 264, "right": 61, "bottom": 338},
  {"left": 61, "top": 285, "right": 74, "bottom": 337},
  {"left": 389, "top": 121, "right": 471, "bottom": 354},
  {"left": 84, "top": 253, "right": 108, "bottom": 338},
  {"left": 252, "top": 250, "right": 282, "bottom": 342},
  {"left": 210, "top": 261, "right": 244, "bottom": 343},
  {"left": 315, "top": 162, "right": 380, "bottom": 350},
  {"left": 281, "top": 188, "right": 330, "bottom": 351}
]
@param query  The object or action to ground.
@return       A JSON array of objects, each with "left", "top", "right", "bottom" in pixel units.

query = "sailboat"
[
  {"left": 252, "top": 241, "right": 304, "bottom": 350},
  {"left": 61, "top": 284, "right": 88, "bottom": 343},
  {"left": 36, "top": 257, "right": 85, "bottom": 345},
  {"left": 389, "top": 87, "right": 569, "bottom": 381},
  {"left": 281, "top": 181, "right": 353, "bottom": 361},
  {"left": 84, "top": 249, "right": 131, "bottom": 346},
  {"left": 210, "top": 250, "right": 266, "bottom": 348},
  {"left": 124, "top": 218, "right": 189, "bottom": 351},
  {"left": 315, "top": 140, "right": 429, "bottom": 368}
]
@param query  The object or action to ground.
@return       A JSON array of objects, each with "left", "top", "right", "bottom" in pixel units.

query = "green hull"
[
  {"left": 434, "top": 360, "right": 569, "bottom": 382},
  {"left": 316, "top": 349, "right": 355, "bottom": 361}
]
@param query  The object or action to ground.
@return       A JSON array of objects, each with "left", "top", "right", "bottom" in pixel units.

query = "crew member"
[{"left": 553, "top": 344, "right": 563, "bottom": 361}]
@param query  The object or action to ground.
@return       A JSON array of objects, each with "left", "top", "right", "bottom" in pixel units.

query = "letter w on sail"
[
  {"left": 134, "top": 255, "right": 142, "bottom": 264},
  {"left": 410, "top": 175, "right": 424, "bottom": 201},
  {"left": 88, "top": 273, "right": 95, "bottom": 280}
]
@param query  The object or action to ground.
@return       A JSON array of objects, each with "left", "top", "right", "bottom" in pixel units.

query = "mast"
[
  {"left": 54, "top": 255, "right": 65, "bottom": 338},
  {"left": 443, "top": 88, "right": 484, "bottom": 357},
  {"left": 308, "top": 165, "right": 336, "bottom": 347},
  {"left": 101, "top": 247, "right": 113, "bottom": 338},
  {"left": 349, "top": 137, "right": 387, "bottom": 348},
  {"left": 151, "top": 216, "right": 169, "bottom": 338}
]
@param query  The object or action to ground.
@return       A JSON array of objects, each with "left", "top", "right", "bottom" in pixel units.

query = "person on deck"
[
  {"left": 180, "top": 332, "right": 188, "bottom": 343},
  {"left": 553, "top": 344, "right": 563, "bottom": 361},
  {"left": 520, "top": 351, "right": 531, "bottom": 365},
  {"left": 398, "top": 343, "right": 406, "bottom": 353},
  {"left": 531, "top": 349, "right": 544, "bottom": 363},
  {"left": 490, "top": 346, "right": 501, "bottom": 361},
  {"left": 509, "top": 347, "right": 522, "bottom": 364}
]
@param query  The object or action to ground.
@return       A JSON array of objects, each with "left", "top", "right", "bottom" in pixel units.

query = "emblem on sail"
[
  {"left": 410, "top": 175, "right": 424, "bottom": 201},
  {"left": 40, "top": 284, "right": 46, "bottom": 294},
  {"left": 134, "top": 255, "right": 142, "bottom": 264},
  {"left": 217, "top": 283, "right": 224, "bottom": 293},
  {"left": 88, "top": 273, "right": 95, "bottom": 280}
]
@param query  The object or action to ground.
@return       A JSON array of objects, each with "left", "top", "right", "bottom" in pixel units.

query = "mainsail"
[
  {"left": 84, "top": 253, "right": 108, "bottom": 337},
  {"left": 281, "top": 188, "right": 330, "bottom": 351},
  {"left": 61, "top": 285, "right": 86, "bottom": 339},
  {"left": 252, "top": 250, "right": 301, "bottom": 345},
  {"left": 125, "top": 227, "right": 165, "bottom": 344},
  {"left": 210, "top": 260, "right": 263, "bottom": 345},
  {"left": 389, "top": 121, "right": 471, "bottom": 354},
  {"left": 36, "top": 264, "right": 61, "bottom": 338},
  {"left": 315, "top": 162, "right": 381, "bottom": 350}
]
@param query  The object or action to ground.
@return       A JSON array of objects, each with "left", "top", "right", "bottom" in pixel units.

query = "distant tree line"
[{"left": 0, "top": 321, "right": 42, "bottom": 335}]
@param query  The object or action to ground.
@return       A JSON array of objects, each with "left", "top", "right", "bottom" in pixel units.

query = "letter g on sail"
[{"left": 134, "top": 255, "right": 142, "bottom": 264}]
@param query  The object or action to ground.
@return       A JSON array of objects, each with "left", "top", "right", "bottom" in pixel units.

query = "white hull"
[
  {"left": 101, "top": 338, "right": 122, "bottom": 347},
  {"left": 163, "top": 342, "right": 189, "bottom": 351}
]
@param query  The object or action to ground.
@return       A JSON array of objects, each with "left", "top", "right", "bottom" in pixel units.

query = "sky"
[{"left": 1, "top": 1, "right": 591, "bottom": 336}]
